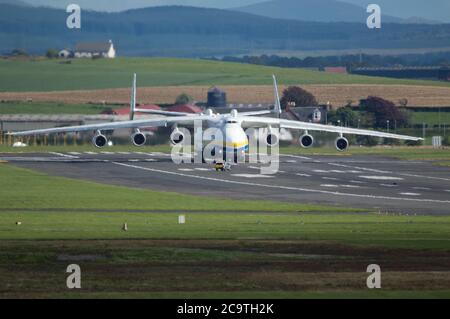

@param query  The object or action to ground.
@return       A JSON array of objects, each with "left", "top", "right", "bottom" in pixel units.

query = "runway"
[{"left": 2, "top": 151, "right": 450, "bottom": 215}]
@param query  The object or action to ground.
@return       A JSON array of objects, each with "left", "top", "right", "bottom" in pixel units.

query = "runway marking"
[
  {"left": 128, "top": 159, "right": 140, "bottom": 162},
  {"left": 321, "top": 184, "right": 339, "bottom": 188},
  {"left": 313, "top": 169, "right": 328, "bottom": 173},
  {"left": 101, "top": 151, "right": 114, "bottom": 155},
  {"left": 232, "top": 174, "right": 274, "bottom": 179},
  {"left": 49, "top": 152, "right": 78, "bottom": 159},
  {"left": 281, "top": 154, "right": 312, "bottom": 160},
  {"left": 359, "top": 176, "right": 403, "bottom": 181},
  {"left": 285, "top": 160, "right": 297, "bottom": 163},
  {"left": 413, "top": 187, "right": 431, "bottom": 191},
  {"left": 339, "top": 184, "right": 360, "bottom": 188},
  {"left": 322, "top": 177, "right": 338, "bottom": 181},
  {"left": 331, "top": 163, "right": 450, "bottom": 182},
  {"left": 380, "top": 184, "right": 398, "bottom": 187},
  {"left": 84, "top": 151, "right": 97, "bottom": 155},
  {"left": 350, "top": 180, "right": 366, "bottom": 184},
  {"left": 118, "top": 152, "right": 131, "bottom": 155},
  {"left": 68, "top": 152, "right": 81, "bottom": 155},
  {"left": 194, "top": 168, "right": 210, "bottom": 171},
  {"left": 113, "top": 162, "right": 450, "bottom": 204},
  {"left": 400, "top": 192, "right": 421, "bottom": 196},
  {"left": 178, "top": 168, "right": 194, "bottom": 172},
  {"left": 296, "top": 173, "right": 311, "bottom": 177},
  {"left": 145, "top": 159, "right": 157, "bottom": 162}
]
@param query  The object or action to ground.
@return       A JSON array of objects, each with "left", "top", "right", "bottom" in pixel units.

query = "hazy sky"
[{"left": 9, "top": 0, "right": 450, "bottom": 22}]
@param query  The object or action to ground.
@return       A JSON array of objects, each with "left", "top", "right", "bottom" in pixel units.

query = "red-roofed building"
[
  {"left": 102, "top": 104, "right": 161, "bottom": 116},
  {"left": 167, "top": 104, "right": 203, "bottom": 114},
  {"left": 324, "top": 67, "right": 347, "bottom": 74}
]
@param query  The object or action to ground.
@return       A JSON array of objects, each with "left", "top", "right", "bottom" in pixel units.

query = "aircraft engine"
[
  {"left": 170, "top": 129, "right": 185, "bottom": 145},
  {"left": 299, "top": 134, "right": 314, "bottom": 148},
  {"left": 131, "top": 132, "right": 146, "bottom": 147},
  {"left": 92, "top": 134, "right": 108, "bottom": 148},
  {"left": 265, "top": 131, "right": 279, "bottom": 147},
  {"left": 335, "top": 137, "right": 349, "bottom": 151}
]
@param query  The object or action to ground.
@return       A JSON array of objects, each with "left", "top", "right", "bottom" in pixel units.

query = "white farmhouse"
[{"left": 74, "top": 40, "right": 116, "bottom": 59}]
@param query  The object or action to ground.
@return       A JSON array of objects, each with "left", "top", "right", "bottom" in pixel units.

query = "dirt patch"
[
  {"left": 2, "top": 84, "right": 450, "bottom": 107},
  {"left": 1, "top": 239, "right": 449, "bottom": 296}
]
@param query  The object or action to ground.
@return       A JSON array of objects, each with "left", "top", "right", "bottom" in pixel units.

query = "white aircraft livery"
[{"left": 8, "top": 74, "right": 422, "bottom": 158}]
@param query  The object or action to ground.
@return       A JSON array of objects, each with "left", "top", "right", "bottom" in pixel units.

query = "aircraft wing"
[
  {"left": 8, "top": 115, "right": 212, "bottom": 136},
  {"left": 240, "top": 116, "right": 423, "bottom": 141}
]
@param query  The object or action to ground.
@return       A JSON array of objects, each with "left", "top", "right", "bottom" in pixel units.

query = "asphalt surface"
[{"left": 1, "top": 151, "right": 450, "bottom": 215}]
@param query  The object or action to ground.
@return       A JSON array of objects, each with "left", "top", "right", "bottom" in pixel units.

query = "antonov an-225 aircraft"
[{"left": 9, "top": 74, "right": 422, "bottom": 158}]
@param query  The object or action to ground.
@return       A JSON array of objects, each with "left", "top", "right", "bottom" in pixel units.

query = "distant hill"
[
  {"left": 235, "top": 0, "right": 401, "bottom": 23},
  {"left": 0, "top": 0, "right": 29, "bottom": 6},
  {"left": 340, "top": 0, "right": 450, "bottom": 23},
  {"left": 1, "top": 4, "right": 450, "bottom": 57},
  {"left": 18, "top": 0, "right": 264, "bottom": 11}
]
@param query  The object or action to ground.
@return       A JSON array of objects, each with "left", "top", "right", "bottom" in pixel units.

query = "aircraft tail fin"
[
  {"left": 272, "top": 75, "right": 282, "bottom": 118},
  {"left": 130, "top": 73, "right": 137, "bottom": 121}
]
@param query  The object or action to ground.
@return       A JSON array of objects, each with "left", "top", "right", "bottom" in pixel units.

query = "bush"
[
  {"left": 46, "top": 49, "right": 59, "bottom": 59},
  {"left": 357, "top": 136, "right": 379, "bottom": 146},
  {"left": 175, "top": 93, "right": 194, "bottom": 105},
  {"left": 362, "top": 96, "right": 410, "bottom": 129},
  {"left": 405, "top": 139, "right": 423, "bottom": 146},
  {"left": 442, "top": 136, "right": 450, "bottom": 146}
]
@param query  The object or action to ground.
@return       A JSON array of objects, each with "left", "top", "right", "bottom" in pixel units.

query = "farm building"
[
  {"left": 74, "top": 40, "right": 116, "bottom": 59},
  {"left": 58, "top": 49, "right": 72, "bottom": 58},
  {"left": 351, "top": 66, "right": 450, "bottom": 81}
]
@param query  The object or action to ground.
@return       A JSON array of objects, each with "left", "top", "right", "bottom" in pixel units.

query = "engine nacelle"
[
  {"left": 170, "top": 129, "right": 185, "bottom": 145},
  {"left": 265, "top": 133, "right": 279, "bottom": 147},
  {"left": 335, "top": 137, "right": 349, "bottom": 152},
  {"left": 131, "top": 132, "right": 146, "bottom": 147},
  {"left": 92, "top": 134, "right": 108, "bottom": 148},
  {"left": 299, "top": 134, "right": 314, "bottom": 148}
]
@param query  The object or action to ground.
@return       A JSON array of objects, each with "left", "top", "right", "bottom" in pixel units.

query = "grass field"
[
  {"left": 0, "top": 162, "right": 449, "bottom": 298},
  {"left": 411, "top": 111, "right": 450, "bottom": 125},
  {"left": 1, "top": 58, "right": 449, "bottom": 93}
]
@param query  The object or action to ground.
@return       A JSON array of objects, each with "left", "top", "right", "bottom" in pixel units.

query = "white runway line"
[
  {"left": 281, "top": 154, "right": 312, "bottom": 160},
  {"left": 194, "top": 168, "right": 210, "bottom": 171},
  {"left": 178, "top": 168, "right": 194, "bottom": 172},
  {"left": 339, "top": 184, "right": 360, "bottom": 188},
  {"left": 331, "top": 162, "right": 450, "bottom": 182},
  {"left": 100, "top": 151, "right": 114, "bottom": 155},
  {"left": 118, "top": 152, "right": 131, "bottom": 155},
  {"left": 413, "top": 187, "right": 431, "bottom": 191},
  {"left": 322, "top": 177, "right": 338, "bottom": 181},
  {"left": 84, "top": 151, "right": 97, "bottom": 155},
  {"left": 145, "top": 159, "right": 157, "bottom": 162},
  {"left": 128, "top": 159, "right": 140, "bottom": 162},
  {"left": 232, "top": 174, "right": 274, "bottom": 178},
  {"left": 285, "top": 160, "right": 297, "bottom": 163},
  {"left": 321, "top": 184, "right": 339, "bottom": 188},
  {"left": 296, "top": 173, "right": 311, "bottom": 177},
  {"left": 380, "top": 184, "right": 398, "bottom": 187},
  {"left": 49, "top": 152, "right": 78, "bottom": 159},
  {"left": 350, "top": 180, "right": 367, "bottom": 184},
  {"left": 359, "top": 176, "right": 403, "bottom": 181},
  {"left": 113, "top": 162, "right": 450, "bottom": 204},
  {"left": 68, "top": 152, "right": 81, "bottom": 155},
  {"left": 400, "top": 192, "right": 421, "bottom": 196}
]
